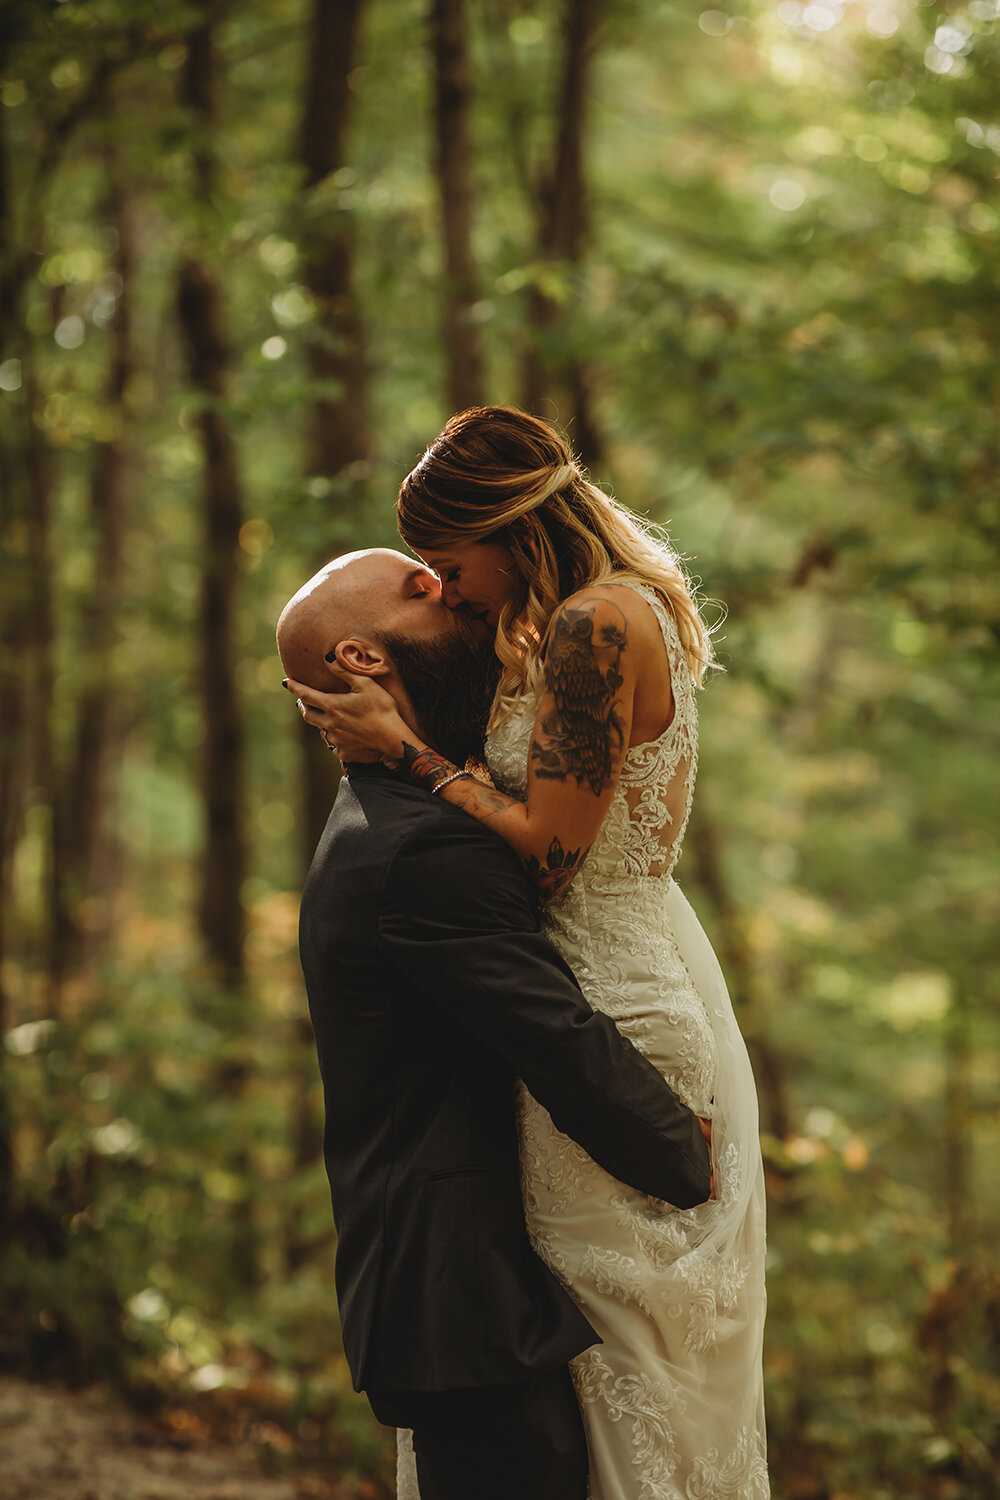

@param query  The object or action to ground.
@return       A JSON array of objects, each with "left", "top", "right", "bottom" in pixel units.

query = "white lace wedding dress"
[{"left": 397, "top": 582, "right": 769, "bottom": 1500}]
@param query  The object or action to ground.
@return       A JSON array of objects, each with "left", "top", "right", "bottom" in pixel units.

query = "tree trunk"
[
  {"left": 282, "top": 0, "right": 371, "bottom": 1268},
  {"left": 175, "top": 9, "right": 256, "bottom": 1290},
  {"left": 176, "top": 11, "right": 247, "bottom": 987},
  {"left": 72, "top": 158, "right": 132, "bottom": 936},
  {"left": 944, "top": 982, "right": 971, "bottom": 1259},
  {"left": 296, "top": 0, "right": 369, "bottom": 869},
  {"left": 50, "top": 107, "right": 133, "bottom": 974},
  {"left": 298, "top": 0, "right": 368, "bottom": 488},
  {"left": 431, "top": 0, "right": 485, "bottom": 412},
  {"left": 23, "top": 356, "right": 60, "bottom": 1009},
  {"left": 0, "top": 92, "right": 24, "bottom": 1227},
  {"left": 522, "top": 0, "right": 603, "bottom": 463},
  {"left": 916, "top": 978, "right": 979, "bottom": 1425},
  {"left": 0, "top": 35, "right": 60, "bottom": 1006}
]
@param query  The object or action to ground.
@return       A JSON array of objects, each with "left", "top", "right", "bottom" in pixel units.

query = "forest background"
[{"left": 1, "top": 0, "right": 997, "bottom": 1496}]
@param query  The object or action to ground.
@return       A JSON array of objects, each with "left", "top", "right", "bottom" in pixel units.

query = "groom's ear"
[{"left": 329, "top": 638, "right": 391, "bottom": 679}]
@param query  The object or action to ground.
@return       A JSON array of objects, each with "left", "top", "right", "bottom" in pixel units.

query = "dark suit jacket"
[{"left": 298, "top": 764, "right": 711, "bottom": 1394}]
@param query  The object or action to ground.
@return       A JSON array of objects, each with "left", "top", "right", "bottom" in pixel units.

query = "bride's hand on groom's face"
[{"left": 283, "top": 672, "right": 414, "bottom": 765}]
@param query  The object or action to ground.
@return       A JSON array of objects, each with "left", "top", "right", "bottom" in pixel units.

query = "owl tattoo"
[{"left": 530, "top": 599, "right": 628, "bottom": 796}]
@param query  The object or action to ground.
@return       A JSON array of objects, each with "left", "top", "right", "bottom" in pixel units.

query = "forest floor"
[{"left": 0, "top": 1376, "right": 387, "bottom": 1500}]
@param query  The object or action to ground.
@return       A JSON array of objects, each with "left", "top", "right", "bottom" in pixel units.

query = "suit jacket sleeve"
[{"left": 378, "top": 814, "right": 712, "bottom": 1208}]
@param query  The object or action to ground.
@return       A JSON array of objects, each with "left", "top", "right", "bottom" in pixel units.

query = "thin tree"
[
  {"left": 174, "top": 5, "right": 260, "bottom": 1291},
  {"left": 0, "top": 82, "right": 37, "bottom": 1226},
  {"left": 50, "top": 96, "right": 134, "bottom": 977},
  {"left": 431, "top": 0, "right": 486, "bottom": 411},
  {"left": 0, "top": 41, "right": 71, "bottom": 1019},
  {"left": 282, "top": 0, "right": 371, "bottom": 1272},
  {"left": 522, "top": 0, "right": 603, "bottom": 463},
  {"left": 295, "top": 0, "right": 369, "bottom": 871},
  {"left": 175, "top": 8, "right": 247, "bottom": 985}
]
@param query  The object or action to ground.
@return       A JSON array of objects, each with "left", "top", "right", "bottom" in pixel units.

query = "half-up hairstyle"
[{"left": 397, "top": 406, "right": 715, "bottom": 703}]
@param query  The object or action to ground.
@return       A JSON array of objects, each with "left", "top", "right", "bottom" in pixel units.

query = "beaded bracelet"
[{"left": 430, "top": 769, "right": 474, "bottom": 796}]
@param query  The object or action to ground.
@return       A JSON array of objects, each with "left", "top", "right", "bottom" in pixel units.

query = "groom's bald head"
[
  {"left": 277, "top": 547, "right": 501, "bottom": 769},
  {"left": 276, "top": 548, "right": 442, "bottom": 689}
]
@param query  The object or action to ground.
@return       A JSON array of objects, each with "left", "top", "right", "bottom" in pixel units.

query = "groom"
[{"left": 277, "top": 550, "right": 712, "bottom": 1500}]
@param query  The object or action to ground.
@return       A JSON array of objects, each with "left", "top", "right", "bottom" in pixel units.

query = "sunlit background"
[{"left": 1, "top": 1, "right": 997, "bottom": 1495}]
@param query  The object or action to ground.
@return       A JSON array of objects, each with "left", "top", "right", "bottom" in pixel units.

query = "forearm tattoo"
[
  {"left": 524, "top": 836, "right": 591, "bottom": 903},
  {"left": 395, "top": 740, "right": 456, "bottom": 791},
  {"left": 398, "top": 740, "right": 511, "bottom": 819},
  {"left": 447, "top": 777, "right": 513, "bottom": 820},
  {"left": 529, "top": 597, "right": 628, "bottom": 796}
]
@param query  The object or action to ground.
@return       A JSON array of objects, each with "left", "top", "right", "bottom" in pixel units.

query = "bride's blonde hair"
[{"left": 397, "top": 406, "right": 715, "bottom": 701}]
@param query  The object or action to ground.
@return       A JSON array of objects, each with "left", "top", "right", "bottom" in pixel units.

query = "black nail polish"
[
  {"left": 282, "top": 678, "right": 288, "bottom": 687},
  {"left": 324, "top": 650, "right": 336, "bottom": 662}
]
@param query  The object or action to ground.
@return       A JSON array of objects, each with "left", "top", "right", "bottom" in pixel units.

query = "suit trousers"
[{"left": 366, "top": 1365, "right": 588, "bottom": 1500}]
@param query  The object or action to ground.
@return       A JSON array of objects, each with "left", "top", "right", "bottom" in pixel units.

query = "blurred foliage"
[{"left": 1, "top": 1, "right": 998, "bottom": 1497}]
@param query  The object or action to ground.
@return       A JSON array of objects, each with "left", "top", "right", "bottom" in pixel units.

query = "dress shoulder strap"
[{"left": 610, "top": 578, "right": 692, "bottom": 687}]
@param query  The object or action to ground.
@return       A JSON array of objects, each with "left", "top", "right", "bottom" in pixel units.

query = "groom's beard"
[{"left": 382, "top": 623, "right": 501, "bottom": 769}]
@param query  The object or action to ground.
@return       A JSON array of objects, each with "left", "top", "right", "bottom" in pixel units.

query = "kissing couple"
[{"left": 277, "top": 406, "right": 769, "bottom": 1500}]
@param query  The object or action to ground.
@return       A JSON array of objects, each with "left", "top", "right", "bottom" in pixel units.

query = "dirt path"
[{"left": 0, "top": 1377, "right": 387, "bottom": 1500}]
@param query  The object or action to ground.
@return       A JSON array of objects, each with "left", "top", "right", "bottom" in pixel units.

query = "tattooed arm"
[{"left": 389, "top": 587, "right": 646, "bottom": 900}]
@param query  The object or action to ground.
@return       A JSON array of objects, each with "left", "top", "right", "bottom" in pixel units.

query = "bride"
[{"left": 288, "top": 407, "right": 769, "bottom": 1500}]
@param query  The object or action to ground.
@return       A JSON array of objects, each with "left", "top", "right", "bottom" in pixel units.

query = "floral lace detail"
[
  {"left": 668, "top": 1250, "right": 751, "bottom": 1356},
  {"left": 685, "top": 1427, "right": 770, "bottom": 1500},
  {"left": 578, "top": 1245, "right": 657, "bottom": 1320},
  {"left": 483, "top": 577, "right": 769, "bottom": 1500},
  {"left": 543, "top": 888, "right": 719, "bottom": 1118},
  {"left": 572, "top": 1348, "right": 683, "bottom": 1500},
  {"left": 519, "top": 1088, "right": 598, "bottom": 1223}
]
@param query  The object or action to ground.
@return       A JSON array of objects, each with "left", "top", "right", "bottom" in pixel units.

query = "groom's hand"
[{"left": 697, "top": 1117, "right": 716, "bottom": 1201}]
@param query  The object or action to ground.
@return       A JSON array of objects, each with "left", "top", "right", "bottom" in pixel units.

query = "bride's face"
[{"left": 418, "top": 539, "right": 517, "bottom": 628}]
